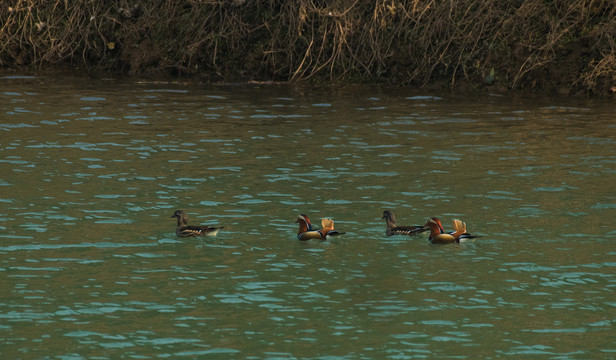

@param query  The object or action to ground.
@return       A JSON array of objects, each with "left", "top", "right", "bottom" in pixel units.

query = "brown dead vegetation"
[{"left": 1, "top": 0, "right": 615, "bottom": 95}]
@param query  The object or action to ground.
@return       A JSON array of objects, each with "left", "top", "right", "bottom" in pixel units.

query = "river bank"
[{"left": 2, "top": 1, "right": 615, "bottom": 96}]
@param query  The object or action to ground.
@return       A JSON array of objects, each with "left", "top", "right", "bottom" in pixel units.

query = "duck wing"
[
  {"left": 387, "top": 225, "right": 428, "bottom": 236},
  {"left": 177, "top": 225, "right": 223, "bottom": 237}
]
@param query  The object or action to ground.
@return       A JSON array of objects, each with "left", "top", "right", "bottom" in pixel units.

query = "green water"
[{"left": 1, "top": 74, "right": 615, "bottom": 359}]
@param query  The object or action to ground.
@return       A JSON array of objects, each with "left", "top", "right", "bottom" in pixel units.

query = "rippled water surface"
[{"left": 1, "top": 74, "right": 615, "bottom": 359}]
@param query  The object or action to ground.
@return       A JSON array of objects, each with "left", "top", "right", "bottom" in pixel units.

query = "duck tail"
[{"left": 207, "top": 227, "right": 224, "bottom": 236}]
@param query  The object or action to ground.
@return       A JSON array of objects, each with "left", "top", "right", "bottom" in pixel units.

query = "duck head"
[
  {"left": 171, "top": 210, "right": 189, "bottom": 225},
  {"left": 296, "top": 214, "right": 310, "bottom": 234},
  {"left": 424, "top": 218, "right": 442, "bottom": 239},
  {"left": 382, "top": 210, "right": 396, "bottom": 226},
  {"left": 430, "top": 217, "right": 445, "bottom": 234},
  {"left": 382, "top": 210, "right": 395, "bottom": 221}
]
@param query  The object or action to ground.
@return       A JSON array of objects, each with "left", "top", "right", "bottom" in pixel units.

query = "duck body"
[
  {"left": 171, "top": 210, "right": 223, "bottom": 237},
  {"left": 296, "top": 214, "right": 345, "bottom": 241},
  {"left": 424, "top": 217, "right": 478, "bottom": 244},
  {"left": 382, "top": 210, "right": 428, "bottom": 236}
]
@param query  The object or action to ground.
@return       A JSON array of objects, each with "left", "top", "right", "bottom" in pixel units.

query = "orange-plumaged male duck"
[
  {"left": 424, "top": 217, "right": 479, "bottom": 244},
  {"left": 382, "top": 210, "right": 429, "bottom": 236},
  {"left": 171, "top": 210, "right": 224, "bottom": 237},
  {"left": 295, "top": 214, "right": 345, "bottom": 241},
  {"left": 430, "top": 217, "right": 479, "bottom": 242}
]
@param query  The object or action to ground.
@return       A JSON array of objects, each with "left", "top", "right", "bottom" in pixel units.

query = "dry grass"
[{"left": 1, "top": 0, "right": 615, "bottom": 94}]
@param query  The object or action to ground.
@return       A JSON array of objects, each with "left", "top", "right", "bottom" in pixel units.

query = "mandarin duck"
[
  {"left": 424, "top": 217, "right": 478, "bottom": 244},
  {"left": 296, "top": 214, "right": 345, "bottom": 241},
  {"left": 171, "top": 210, "right": 223, "bottom": 237},
  {"left": 382, "top": 210, "right": 429, "bottom": 236},
  {"left": 430, "top": 217, "right": 479, "bottom": 242}
]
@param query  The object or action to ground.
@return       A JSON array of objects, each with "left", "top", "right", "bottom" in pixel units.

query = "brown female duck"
[
  {"left": 171, "top": 210, "right": 223, "bottom": 237},
  {"left": 382, "top": 210, "right": 428, "bottom": 236}
]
